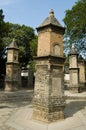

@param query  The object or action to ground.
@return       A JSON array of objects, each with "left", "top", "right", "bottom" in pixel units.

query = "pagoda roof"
[
  {"left": 37, "top": 9, "right": 64, "bottom": 29},
  {"left": 9, "top": 39, "right": 18, "bottom": 49}
]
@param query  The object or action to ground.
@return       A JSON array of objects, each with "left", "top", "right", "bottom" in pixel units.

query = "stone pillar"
[
  {"left": 78, "top": 59, "right": 85, "bottom": 89},
  {"left": 18, "top": 67, "right": 22, "bottom": 88},
  {"left": 32, "top": 9, "right": 65, "bottom": 122},
  {"left": 69, "top": 45, "right": 79, "bottom": 93},
  {"left": 5, "top": 39, "right": 19, "bottom": 91},
  {"left": 27, "top": 68, "right": 34, "bottom": 88}
]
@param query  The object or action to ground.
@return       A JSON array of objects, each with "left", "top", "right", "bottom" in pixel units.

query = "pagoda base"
[
  {"left": 32, "top": 94, "right": 65, "bottom": 123},
  {"left": 69, "top": 87, "right": 79, "bottom": 93},
  {"left": 33, "top": 107, "right": 64, "bottom": 123},
  {"left": 33, "top": 55, "right": 65, "bottom": 122},
  {"left": 5, "top": 81, "right": 18, "bottom": 91}
]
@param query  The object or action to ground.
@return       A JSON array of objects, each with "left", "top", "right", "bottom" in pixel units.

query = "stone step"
[
  {"left": 0, "top": 90, "right": 33, "bottom": 103},
  {"left": 65, "top": 96, "right": 86, "bottom": 100},
  {"left": 0, "top": 90, "right": 86, "bottom": 103}
]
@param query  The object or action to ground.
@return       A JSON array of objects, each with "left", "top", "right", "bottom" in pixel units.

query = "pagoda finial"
[
  {"left": 71, "top": 44, "right": 75, "bottom": 49},
  {"left": 49, "top": 9, "right": 54, "bottom": 17},
  {"left": 12, "top": 38, "right": 15, "bottom": 42},
  {"left": 71, "top": 44, "right": 75, "bottom": 52},
  {"left": 9, "top": 38, "right": 18, "bottom": 49},
  {"left": 70, "top": 44, "right": 77, "bottom": 54}
]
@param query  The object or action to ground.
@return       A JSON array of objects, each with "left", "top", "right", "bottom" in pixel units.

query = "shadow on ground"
[{"left": 64, "top": 100, "right": 86, "bottom": 118}]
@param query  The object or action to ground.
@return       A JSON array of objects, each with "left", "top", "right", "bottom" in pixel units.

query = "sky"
[{"left": 0, "top": 0, "right": 78, "bottom": 32}]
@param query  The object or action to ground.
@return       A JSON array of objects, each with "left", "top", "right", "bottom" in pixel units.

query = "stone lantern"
[{"left": 32, "top": 9, "right": 65, "bottom": 122}]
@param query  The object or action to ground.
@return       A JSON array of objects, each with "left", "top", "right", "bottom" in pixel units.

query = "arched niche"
[{"left": 53, "top": 43, "right": 60, "bottom": 56}]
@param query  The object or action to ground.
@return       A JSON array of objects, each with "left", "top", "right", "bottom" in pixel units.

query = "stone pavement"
[
  {"left": 0, "top": 90, "right": 33, "bottom": 130},
  {"left": 0, "top": 90, "right": 86, "bottom": 130}
]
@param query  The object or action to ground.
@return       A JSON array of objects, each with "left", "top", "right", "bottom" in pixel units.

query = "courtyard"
[{"left": 0, "top": 90, "right": 86, "bottom": 130}]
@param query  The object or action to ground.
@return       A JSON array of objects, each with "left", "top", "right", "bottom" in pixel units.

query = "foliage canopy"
[
  {"left": 0, "top": 9, "right": 37, "bottom": 77},
  {"left": 63, "top": 0, "right": 86, "bottom": 59}
]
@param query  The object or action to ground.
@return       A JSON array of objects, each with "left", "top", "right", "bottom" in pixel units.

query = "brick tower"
[
  {"left": 5, "top": 39, "right": 19, "bottom": 91},
  {"left": 33, "top": 9, "right": 65, "bottom": 122}
]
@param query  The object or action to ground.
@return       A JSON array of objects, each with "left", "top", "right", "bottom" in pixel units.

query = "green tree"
[
  {"left": 3, "top": 23, "right": 37, "bottom": 67},
  {"left": 0, "top": 9, "right": 10, "bottom": 78},
  {"left": 0, "top": 9, "right": 38, "bottom": 77},
  {"left": 0, "top": 9, "right": 4, "bottom": 39},
  {"left": 63, "top": 0, "right": 86, "bottom": 59},
  {"left": 30, "top": 35, "right": 38, "bottom": 57},
  {"left": 29, "top": 35, "right": 38, "bottom": 71}
]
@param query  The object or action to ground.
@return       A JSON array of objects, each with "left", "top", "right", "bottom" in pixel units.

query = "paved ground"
[{"left": 0, "top": 90, "right": 86, "bottom": 130}]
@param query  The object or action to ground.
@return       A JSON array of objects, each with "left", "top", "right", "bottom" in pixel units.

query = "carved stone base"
[
  {"left": 32, "top": 107, "right": 64, "bottom": 123},
  {"left": 69, "top": 68, "right": 79, "bottom": 93},
  {"left": 33, "top": 56, "right": 65, "bottom": 122},
  {"left": 32, "top": 95, "right": 65, "bottom": 122},
  {"left": 69, "top": 87, "right": 79, "bottom": 93}
]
